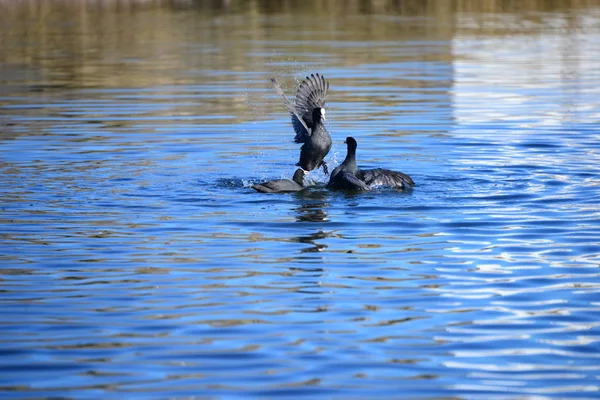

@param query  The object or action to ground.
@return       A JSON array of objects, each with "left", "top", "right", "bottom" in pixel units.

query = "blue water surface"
[{"left": 1, "top": 1, "right": 600, "bottom": 398}]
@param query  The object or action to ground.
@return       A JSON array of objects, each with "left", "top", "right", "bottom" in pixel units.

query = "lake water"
[{"left": 2, "top": 0, "right": 600, "bottom": 398}]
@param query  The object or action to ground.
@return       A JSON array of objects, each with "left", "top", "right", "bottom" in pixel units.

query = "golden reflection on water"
[
  {"left": 0, "top": 0, "right": 598, "bottom": 129},
  {"left": 1, "top": 0, "right": 596, "bottom": 85}
]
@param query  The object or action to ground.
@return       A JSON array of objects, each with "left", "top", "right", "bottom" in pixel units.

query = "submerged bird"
[
  {"left": 328, "top": 137, "right": 414, "bottom": 191},
  {"left": 252, "top": 168, "right": 306, "bottom": 193},
  {"left": 270, "top": 73, "right": 332, "bottom": 174}
]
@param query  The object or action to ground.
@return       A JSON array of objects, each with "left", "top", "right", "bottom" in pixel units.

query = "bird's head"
[
  {"left": 312, "top": 107, "right": 326, "bottom": 123},
  {"left": 345, "top": 136, "right": 357, "bottom": 150}
]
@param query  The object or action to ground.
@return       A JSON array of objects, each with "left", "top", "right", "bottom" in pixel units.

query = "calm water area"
[{"left": 1, "top": 0, "right": 600, "bottom": 398}]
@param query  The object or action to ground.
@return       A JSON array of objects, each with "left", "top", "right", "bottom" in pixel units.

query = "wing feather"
[
  {"left": 270, "top": 73, "right": 330, "bottom": 144},
  {"left": 293, "top": 73, "right": 329, "bottom": 141},
  {"left": 270, "top": 78, "right": 311, "bottom": 141},
  {"left": 329, "top": 171, "right": 370, "bottom": 191},
  {"left": 360, "top": 168, "right": 415, "bottom": 189}
]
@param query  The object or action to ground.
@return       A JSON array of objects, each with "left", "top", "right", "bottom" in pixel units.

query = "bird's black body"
[
  {"left": 328, "top": 137, "right": 367, "bottom": 191},
  {"left": 270, "top": 73, "right": 332, "bottom": 174},
  {"left": 328, "top": 137, "right": 414, "bottom": 191},
  {"left": 297, "top": 107, "right": 331, "bottom": 173},
  {"left": 252, "top": 169, "right": 306, "bottom": 193}
]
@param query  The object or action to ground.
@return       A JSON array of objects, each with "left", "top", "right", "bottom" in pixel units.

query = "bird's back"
[
  {"left": 328, "top": 171, "right": 370, "bottom": 191},
  {"left": 359, "top": 168, "right": 414, "bottom": 189},
  {"left": 252, "top": 179, "right": 303, "bottom": 193}
]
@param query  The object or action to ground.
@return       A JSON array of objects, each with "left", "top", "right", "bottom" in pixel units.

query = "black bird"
[
  {"left": 252, "top": 168, "right": 306, "bottom": 193},
  {"left": 328, "top": 138, "right": 370, "bottom": 191},
  {"left": 328, "top": 137, "right": 414, "bottom": 191},
  {"left": 270, "top": 73, "right": 332, "bottom": 174}
]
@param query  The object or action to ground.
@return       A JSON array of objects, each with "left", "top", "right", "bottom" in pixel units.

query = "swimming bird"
[
  {"left": 252, "top": 168, "right": 306, "bottom": 193},
  {"left": 328, "top": 138, "right": 370, "bottom": 191},
  {"left": 270, "top": 73, "right": 332, "bottom": 174},
  {"left": 328, "top": 137, "right": 414, "bottom": 191}
]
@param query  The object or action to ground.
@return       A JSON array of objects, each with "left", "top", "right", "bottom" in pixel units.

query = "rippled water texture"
[{"left": 2, "top": 0, "right": 600, "bottom": 398}]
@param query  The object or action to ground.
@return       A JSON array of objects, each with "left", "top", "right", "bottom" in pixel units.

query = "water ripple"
[{"left": 1, "top": 2, "right": 600, "bottom": 399}]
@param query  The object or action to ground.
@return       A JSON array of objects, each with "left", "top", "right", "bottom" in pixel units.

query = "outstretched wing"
[
  {"left": 360, "top": 168, "right": 415, "bottom": 190},
  {"left": 270, "top": 78, "right": 311, "bottom": 140},
  {"left": 270, "top": 74, "right": 330, "bottom": 144},
  {"left": 292, "top": 73, "right": 329, "bottom": 143},
  {"left": 291, "top": 113, "right": 310, "bottom": 144}
]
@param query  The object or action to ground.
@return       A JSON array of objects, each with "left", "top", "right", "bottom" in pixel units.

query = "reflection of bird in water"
[
  {"left": 290, "top": 230, "right": 333, "bottom": 253},
  {"left": 270, "top": 73, "right": 332, "bottom": 175},
  {"left": 293, "top": 189, "right": 330, "bottom": 223},
  {"left": 289, "top": 189, "right": 333, "bottom": 253},
  {"left": 328, "top": 136, "right": 414, "bottom": 191},
  {"left": 252, "top": 168, "right": 305, "bottom": 193},
  {"left": 295, "top": 204, "right": 328, "bottom": 223}
]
